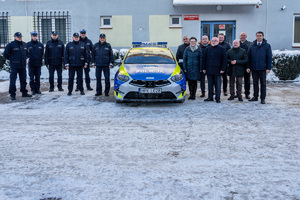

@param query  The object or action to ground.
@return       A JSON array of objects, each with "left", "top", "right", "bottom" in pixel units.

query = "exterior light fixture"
[{"left": 216, "top": 5, "right": 222, "bottom": 11}]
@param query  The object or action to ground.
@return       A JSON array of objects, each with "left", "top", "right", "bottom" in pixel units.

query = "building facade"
[{"left": 0, "top": 0, "right": 300, "bottom": 53}]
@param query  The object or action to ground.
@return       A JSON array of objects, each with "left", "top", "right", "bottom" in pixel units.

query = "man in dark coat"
[
  {"left": 203, "top": 37, "right": 227, "bottom": 103},
  {"left": 239, "top": 32, "right": 252, "bottom": 99},
  {"left": 247, "top": 31, "right": 272, "bottom": 104},
  {"left": 92, "top": 33, "right": 114, "bottom": 97},
  {"left": 45, "top": 31, "right": 65, "bottom": 92},
  {"left": 199, "top": 35, "right": 211, "bottom": 97},
  {"left": 3, "top": 32, "right": 32, "bottom": 100},
  {"left": 64, "top": 33, "right": 88, "bottom": 96},
  {"left": 176, "top": 35, "right": 189, "bottom": 71},
  {"left": 227, "top": 40, "right": 248, "bottom": 101},
  {"left": 77, "top": 29, "right": 93, "bottom": 91},
  {"left": 27, "top": 31, "right": 44, "bottom": 95},
  {"left": 183, "top": 37, "right": 202, "bottom": 100},
  {"left": 218, "top": 33, "right": 231, "bottom": 96}
]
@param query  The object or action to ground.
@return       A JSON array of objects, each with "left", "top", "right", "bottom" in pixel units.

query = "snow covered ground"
[{"left": 0, "top": 80, "right": 300, "bottom": 200}]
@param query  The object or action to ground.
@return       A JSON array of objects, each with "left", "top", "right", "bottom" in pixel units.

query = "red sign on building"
[
  {"left": 184, "top": 15, "right": 199, "bottom": 21},
  {"left": 219, "top": 24, "right": 226, "bottom": 29}
]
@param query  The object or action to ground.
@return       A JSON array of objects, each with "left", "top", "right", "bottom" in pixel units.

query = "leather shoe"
[
  {"left": 75, "top": 88, "right": 79, "bottom": 92},
  {"left": 249, "top": 97, "right": 258, "bottom": 101},
  {"left": 95, "top": 93, "right": 102, "bottom": 96},
  {"left": 105, "top": 93, "right": 109, "bottom": 97},
  {"left": 67, "top": 92, "right": 72, "bottom": 96},
  {"left": 204, "top": 98, "right": 213, "bottom": 102},
  {"left": 87, "top": 86, "right": 93, "bottom": 91},
  {"left": 224, "top": 92, "right": 228, "bottom": 96},
  {"left": 36, "top": 90, "right": 41, "bottom": 94},
  {"left": 228, "top": 96, "right": 234, "bottom": 100},
  {"left": 245, "top": 95, "right": 250, "bottom": 99},
  {"left": 58, "top": 88, "right": 64, "bottom": 92},
  {"left": 31, "top": 91, "right": 36, "bottom": 95},
  {"left": 22, "top": 93, "right": 32, "bottom": 97},
  {"left": 200, "top": 93, "right": 205, "bottom": 98},
  {"left": 10, "top": 95, "right": 16, "bottom": 100},
  {"left": 216, "top": 100, "right": 221, "bottom": 103},
  {"left": 238, "top": 97, "right": 243, "bottom": 102},
  {"left": 80, "top": 91, "right": 85, "bottom": 95},
  {"left": 261, "top": 99, "right": 266, "bottom": 104},
  {"left": 49, "top": 89, "right": 54, "bottom": 92}
]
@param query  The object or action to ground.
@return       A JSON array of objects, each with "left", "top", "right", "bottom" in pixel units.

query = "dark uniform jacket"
[
  {"left": 227, "top": 47, "right": 248, "bottom": 77},
  {"left": 80, "top": 36, "right": 93, "bottom": 64},
  {"left": 91, "top": 41, "right": 114, "bottom": 67},
  {"left": 203, "top": 45, "right": 227, "bottom": 76},
  {"left": 200, "top": 43, "right": 211, "bottom": 66},
  {"left": 45, "top": 39, "right": 65, "bottom": 66},
  {"left": 3, "top": 40, "right": 28, "bottom": 68},
  {"left": 64, "top": 40, "right": 88, "bottom": 67},
  {"left": 248, "top": 39, "right": 272, "bottom": 71},
  {"left": 183, "top": 45, "right": 202, "bottom": 80},
  {"left": 219, "top": 41, "right": 231, "bottom": 51},
  {"left": 27, "top": 39, "right": 44, "bottom": 67}
]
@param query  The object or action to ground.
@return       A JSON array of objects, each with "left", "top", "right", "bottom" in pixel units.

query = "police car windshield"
[{"left": 124, "top": 48, "right": 176, "bottom": 64}]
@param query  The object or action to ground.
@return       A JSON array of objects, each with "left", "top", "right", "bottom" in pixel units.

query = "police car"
[{"left": 114, "top": 42, "right": 186, "bottom": 103}]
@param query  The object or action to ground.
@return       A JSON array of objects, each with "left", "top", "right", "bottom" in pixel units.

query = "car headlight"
[
  {"left": 117, "top": 74, "right": 130, "bottom": 82},
  {"left": 171, "top": 73, "right": 183, "bottom": 82}
]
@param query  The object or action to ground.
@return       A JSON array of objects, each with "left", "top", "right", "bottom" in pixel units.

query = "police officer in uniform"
[
  {"left": 27, "top": 31, "right": 44, "bottom": 95},
  {"left": 45, "top": 31, "right": 65, "bottom": 92},
  {"left": 4, "top": 32, "right": 32, "bottom": 100},
  {"left": 77, "top": 29, "right": 93, "bottom": 91},
  {"left": 92, "top": 33, "right": 114, "bottom": 97},
  {"left": 64, "top": 33, "right": 88, "bottom": 96}
]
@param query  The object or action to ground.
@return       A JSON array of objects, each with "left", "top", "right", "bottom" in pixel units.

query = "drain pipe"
[{"left": 265, "top": 0, "right": 268, "bottom": 39}]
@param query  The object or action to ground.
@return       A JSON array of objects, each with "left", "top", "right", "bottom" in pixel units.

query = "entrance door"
[{"left": 201, "top": 21, "right": 236, "bottom": 46}]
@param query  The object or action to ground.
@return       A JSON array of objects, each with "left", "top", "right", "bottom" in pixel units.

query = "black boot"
[{"left": 87, "top": 85, "right": 93, "bottom": 91}]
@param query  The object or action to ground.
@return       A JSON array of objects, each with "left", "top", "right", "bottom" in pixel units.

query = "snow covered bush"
[
  {"left": 0, "top": 52, "right": 10, "bottom": 72},
  {"left": 272, "top": 54, "right": 300, "bottom": 80},
  {"left": 119, "top": 49, "right": 129, "bottom": 60}
]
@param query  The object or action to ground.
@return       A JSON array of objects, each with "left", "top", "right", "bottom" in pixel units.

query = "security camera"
[{"left": 281, "top": 5, "right": 286, "bottom": 10}]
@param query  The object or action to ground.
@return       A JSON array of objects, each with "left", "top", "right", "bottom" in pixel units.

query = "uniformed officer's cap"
[
  {"left": 51, "top": 31, "right": 58, "bottom": 35},
  {"left": 14, "top": 32, "right": 22, "bottom": 38},
  {"left": 30, "top": 31, "right": 38, "bottom": 36},
  {"left": 73, "top": 33, "right": 79, "bottom": 37},
  {"left": 80, "top": 29, "right": 87, "bottom": 34},
  {"left": 99, "top": 33, "right": 106, "bottom": 38}
]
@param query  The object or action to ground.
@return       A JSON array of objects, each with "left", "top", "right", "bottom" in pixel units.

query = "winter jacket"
[
  {"left": 219, "top": 41, "right": 231, "bottom": 51},
  {"left": 200, "top": 43, "right": 211, "bottom": 66},
  {"left": 45, "top": 39, "right": 64, "bottom": 66},
  {"left": 183, "top": 45, "right": 202, "bottom": 80},
  {"left": 3, "top": 40, "right": 28, "bottom": 68},
  {"left": 227, "top": 47, "right": 248, "bottom": 77},
  {"left": 239, "top": 40, "right": 252, "bottom": 53},
  {"left": 80, "top": 36, "right": 93, "bottom": 64},
  {"left": 176, "top": 43, "right": 189, "bottom": 62},
  {"left": 203, "top": 45, "right": 227, "bottom": 76},
  {"left": 64, "top": 40, "right": 88, "bottom": 67},
  {"left": 248, "top": 39, "right": 272, "bottom": 71},
  {"left": 91, "top": 41, "right": 114, "bottom": 67},
  {"left": 27, "top": 39, "right": 44, "bottom": 67}
]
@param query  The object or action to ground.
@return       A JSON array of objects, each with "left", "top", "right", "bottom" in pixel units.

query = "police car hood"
[{"left": 123, "top": 64, "right": 177, "bottom": 80}]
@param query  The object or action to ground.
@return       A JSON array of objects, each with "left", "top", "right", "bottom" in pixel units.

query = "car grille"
[
  {"left": 124, "top": 92, "right": 176, "bottom": 99},
  {"left": 129, "top": 80, "right": 171, "bottom": 87}
]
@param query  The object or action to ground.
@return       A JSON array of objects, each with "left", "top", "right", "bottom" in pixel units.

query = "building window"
[
  {"left": 0, "top": 12, "right": 10, "bottom": 48},
  {"left": 293, "top": 15, "right": 300, "bottom": 46},
  {"left": 170, "top": 15, "right": 182, "bottom": 27},
  {"left": 33, "top": 11, "right": 71, "bottom": 44},
  {"left": 100, "top": 16, "right": 112, "bottom": 28}
]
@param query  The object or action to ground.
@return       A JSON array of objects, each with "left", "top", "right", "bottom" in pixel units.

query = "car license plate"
[{"left": 139, "top": 88, "right": 162, "bottom": 94}]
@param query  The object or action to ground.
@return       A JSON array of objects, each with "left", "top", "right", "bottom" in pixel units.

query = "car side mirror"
[
  {"left": 114, "top": 59, "right": 122, "bottom": 66},
  {"left": 178, "top": 59, "right": 183, "bottom": 64}
]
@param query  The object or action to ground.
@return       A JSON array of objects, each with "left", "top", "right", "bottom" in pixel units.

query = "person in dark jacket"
[
  {"left": 76, "top": 29, "right": 93, "bottom": 91},
  {"left": 176, "top": 35, "right": 189, "bottom": 71},
  {"left": 227, "top": 40, "right": 248, "bottom": 101},
  {"left": 239, "top": 32, "right": 252, "bottom": 99},
  {"left": 3, "top": 32, "right": 32, "bottom": 100},
  {"left": 92, "top": 33, "right": 114, "bottom": 96},
  {"left": 199, "top": 35, "right": 211, "bottom": 97},
  {"left": 45, "top": 31, "right": 65, "bottom": 92},
  {"left": 203, "top": 37, "right": 227, "bottom": 103},
  {"left": 64, "top": 33, "right": 88, "bottom": 96},
  {"left": 247, "top": 31, "right": 272, "bottom": 104},
  {"left": 183, "top": 37, "right": 202, "bottom": 100},
  {"left": 218, "top": 33, "right": 231, "bottom": 96},
  {"left": 27, "top": 31, "right": 44, "bottom": 95}
]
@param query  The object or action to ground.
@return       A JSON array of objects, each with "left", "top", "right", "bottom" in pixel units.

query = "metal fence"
[
  {"left": 33, "top": 11, "right": 71, "bottom": 44},
  {"left": 0, "top": 12, "right": 10, "bottom": 48}
]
